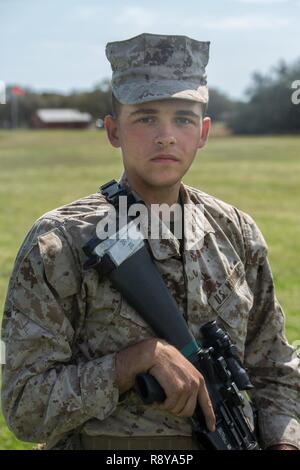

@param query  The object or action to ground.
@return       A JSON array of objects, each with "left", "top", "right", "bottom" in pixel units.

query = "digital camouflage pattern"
[
  {"left": 1, "top": 177, "right": 299, "bottom": 449},
  {"left": 106, "top": 33, "right": 210, "bottom": 105}
]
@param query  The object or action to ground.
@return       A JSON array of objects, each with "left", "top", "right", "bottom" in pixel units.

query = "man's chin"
[{"left": 145, "top": 177, "right": 182, "bottom": 189}]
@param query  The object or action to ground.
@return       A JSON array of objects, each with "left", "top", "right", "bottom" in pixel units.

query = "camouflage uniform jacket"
[{"left": 1, "top": 181, "right": 300, "bottom": 449}]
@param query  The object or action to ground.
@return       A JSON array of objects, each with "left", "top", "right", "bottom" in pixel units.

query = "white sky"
[{"left": 1, "top": 0, "right": 300, "bottom": 99}]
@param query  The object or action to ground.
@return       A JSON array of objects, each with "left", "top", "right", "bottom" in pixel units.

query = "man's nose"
[{"left": 154, "top": 128, "right": 177, "bottom": 147}]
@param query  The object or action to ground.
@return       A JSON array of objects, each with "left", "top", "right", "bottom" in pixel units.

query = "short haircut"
[
  {"left": 111, "top": 93, "right": 207, "bottom": 119},
  {"left": 111, "top": 93, "right": 123, "bottom": 119}
]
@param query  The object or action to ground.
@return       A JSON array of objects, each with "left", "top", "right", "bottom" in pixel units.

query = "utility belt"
[{"left": 79, "top": 434, "right": 201, "bottom": 450}]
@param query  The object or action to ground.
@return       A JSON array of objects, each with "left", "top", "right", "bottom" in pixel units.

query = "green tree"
[{"left": 227, "top": 58, "right": 300, "bottom": 134}]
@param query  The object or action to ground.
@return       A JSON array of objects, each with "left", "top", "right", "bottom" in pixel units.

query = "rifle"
[{"left": 83, "top": 180, "right": 260, "bottom": 450}]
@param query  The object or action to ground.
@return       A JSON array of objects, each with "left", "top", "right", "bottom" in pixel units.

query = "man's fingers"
[
  {"left": 175, "top": 391, "right": 198, "bottom": 418},
  {"left": 156, "top": 395, "right": 180, "bottom": 411},
  {"left": 197, "top": 383, "right": 216, "bottom": 432},
  {"left": 167, "top": 393, "right": 191, "bottom": 416}
]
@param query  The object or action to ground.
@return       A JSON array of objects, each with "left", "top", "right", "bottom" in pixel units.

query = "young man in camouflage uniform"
[{"left": 1, "top": 33, "right": 299, "bottom": 450}]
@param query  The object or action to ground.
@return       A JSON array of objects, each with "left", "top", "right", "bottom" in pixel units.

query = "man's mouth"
[{"left": 151, "top": 154, "right": 179, "bottom": 163}]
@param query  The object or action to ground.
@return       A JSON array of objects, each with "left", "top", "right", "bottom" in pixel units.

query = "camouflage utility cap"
[{"left": 106, "top": 33, "right": 210, "bottom": 105}]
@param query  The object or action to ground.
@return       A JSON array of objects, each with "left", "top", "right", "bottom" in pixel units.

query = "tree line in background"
[
  {"left": 228, "top": 58, "right": 300, "bottom": 134},
  {"left": 0, "top": 58, "right": 299, "bottom": 134}
]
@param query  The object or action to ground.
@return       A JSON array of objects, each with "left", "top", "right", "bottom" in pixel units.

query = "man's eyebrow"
[{"left": 174, "top": 110, "right": 201, "bottom": 118}]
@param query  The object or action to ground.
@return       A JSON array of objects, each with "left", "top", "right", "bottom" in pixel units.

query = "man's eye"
[
  {"left": 137, "top": 117, "right": 154, "bottom": 123},
  {"left": 177, "top": 118, "right": 193, "bottom": 125}
]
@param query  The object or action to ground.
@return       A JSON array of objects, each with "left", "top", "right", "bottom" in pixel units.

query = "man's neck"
[
  {"left": 122, "top": 173, "right": 181, "bottom": 206},
  {"left": 138, "top": 187, "right": 180, "bottom": 206}
]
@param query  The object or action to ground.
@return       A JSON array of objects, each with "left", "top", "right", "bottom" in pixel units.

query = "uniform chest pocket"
[
  {"left": 86, "top": 271, "right": 153, "bottom": 333},
  {"left": 207, "top": 261, "right": 254, "bottom": 359},
  {"left": 84, "top": 273, "right": 153, "bottom": 356},
  {"left": 119, "top": 297, "right": 154, "bottom": 331},
  {"left": 86, "top": 274, "right": 122, "bottom": 325}
]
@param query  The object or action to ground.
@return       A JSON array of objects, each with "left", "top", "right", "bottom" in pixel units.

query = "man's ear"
[
  {"left": 198, "top": 117, "right": 211, "bottom": 149},
  {"left": 104, "top": 114, "right": 121, "bottom": 148}
]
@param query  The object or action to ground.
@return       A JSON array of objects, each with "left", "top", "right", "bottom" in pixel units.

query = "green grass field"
[{"left": 0, "top": 129, "right": 299, "bottom": 450}]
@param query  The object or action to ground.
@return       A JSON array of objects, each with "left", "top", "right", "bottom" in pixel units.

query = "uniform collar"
[{"left": 118, "top": 172, "right": 215, "bottom": 260}]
